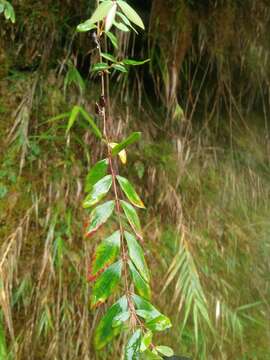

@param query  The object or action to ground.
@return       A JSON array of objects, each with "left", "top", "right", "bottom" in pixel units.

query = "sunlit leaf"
[
  {"left": 142, "top": 350, "right": 163, "bottom": 360},
  {"left": 85, "top": 159, "right": 109, "bottom": 193},
  {"left": 156, "top": 346, "right": 174, "bottom": 357},
  {"left": 117, "top": 175, "right": 145, "bottom": 208},
  {"left": 77, "top": 20, "right": 96, "bottom": 32},
  {"left": 145, "top": 315, "right": 172, "bottom": 332},
  {"left": 91, "top": 260, "right": 122, "bottom": 307},
  {"left": 113, "top": 21, "right": 130, "bottom": 32},
  {"left": 128, "top": 260, "right": 150, "bottom": 300},
  {"left": 117, "top": 1, "right": 145, "bottom": 29},
  {"left": 86, "top": 200, "right": 115, "bottom": 237},
  {"left": 83, "top": 175, "right": 112, "bottom": 208},
  {"left": 112, "top": 310, "right": 130, "bottom": 328},
  {"left": 89, "top": 0, "right": 114, "bottom": 24},
  {"left": 125, "top": 329, "right": 142, "bottom": 360},
  {"left": 105, "top": 2, "right": 117, "bottom": 31},
  {"left": 121, "top": 202, "right": 141, "bottom": 235},
  {"left": 109, "top": 142, "right": 127, "bottom": 164},
  {"left": 94, "top": 296, "right": 128, "bottom": 349},
  {"left": 111, "top": 132, "right": 141, "bottom": 156},
  {"left": 140, "top": 330, "right": 152, "bottom": 352},
  {"left": 91, "top": 230, "right": 120, "bottom": 276},
  {"left": 125, "top": 231, "right": 149, "bottom": 282}
]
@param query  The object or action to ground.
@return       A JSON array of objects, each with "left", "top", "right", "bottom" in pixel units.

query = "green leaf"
[
  {"left": 121, "top": 202, "right": 141, "bottom": 235},
  {"left": 156, "top": 346, "right": 174, "bottom": 357},
  {"left": 85, "top": 159, "right": 109, "bottom": 193},
  {"left": 101, "top": 52, "right": 117, "bottom": 63},
  {"left": 125, "top": 232, "right": 149, "bottom": 282},
  {"left": 123, "top": 58, "right": 150, "bottom": 66},
  {"left": 132, "top": 294, "right": 169, "bottom": 324},
  {"left": 4, "top": 2, "right": 15, "bottom": 23},
  {"left": 111, "top": 132, "right": 141, "bottom": 156},
  {"left": 117, "top": 1, "right": 145, "bottom": 29},
  {"left": 106, "top": 31, "right": 118, "bottom": 49},
  {"left": 94, "top": 296, "right": 128, "bottom": 349},
  {"left": 92, "top": 62, "right": 110, "bottom": 72},
  {"left": 142, "top": 350, "right": 163, "bottom": 360},
  {"left": 145, "top": 315, "right": 172, "bottom": 332},
  {"left": 112, "top": 63, "right": 128, "bottom": 73},
  {"left": 91, "top": 231, "right": 121, "bottom": 276},
  {"left": 77, "top": 20, "right": 96, "bottom": 32},
  {"left": 125, "top": 329, "right": 142, "bottom": 360},
  {"left": 105, "top": 2, "right": 117, "bottom": 31},
  {"left": 86, "top": 200, "right": 115, "bottom": 237},
  {"left": 89, "top": 0, "right": 114, "bottom": 24},
  {"left": 83, "top": 175, "right": 112, "bottom": 208},
  {"left": 116, "top": 175, "right": 145, "bottom": 208},
  {"left": 91, "top": 260, "right": 122, "bottom": 307},
  {"left": 117, "top": 11, "right": 138, "bottom": 33},
  {"left": 66, "top": 105, "right": 80, "bottom": 133},
  {"left": 128, "top": 260, "right": 151, "bottom": 300},
  {"left": 112, "top": 310, "right": 130, "bottom": 328},
  {"left": 140, "top": 330, "right": 152, "bottom": 352},
  {"left": 113, "top": 21, "right": 130, "bottom": 32}
]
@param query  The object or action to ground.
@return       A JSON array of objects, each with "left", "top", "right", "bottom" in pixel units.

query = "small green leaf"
[
  {"left": 91, "top": 231, "right": 120, "bottom": 276},
  {"left": 140, "top": 330, "right": 152, "bottom": 352},
  {"left": 66, "top": 105, "right": 80, "bottom": 133},
  {"left": 94, "top": 296, "right": 128, "bottom": 349},
  {"left": 125, "top": 232, "right": 149, "bottom": 282},
  {"left": 85, "top": 159, "right": 109, "bottom": 193},
  {"left": 145, "top": 315, "right": 172, "bottom": 332},
  {"left": 101, "top": 52, "right": 117, "bottom": 63},
  {"left": 77, "top": 20, "right": 97, "bottom": 32},
  {"left": 128, "top": 260, "right": 151, "bottom": 300},
  {"left": 156, "top": 346, "right": 174, "bottom": 357},
  {"left": 121, "top": 202, "right": 141, "bottom": 235},
  {"left": 111, "top": 132, "right": 141, "bottom": 156},
  {"left": 132, "top": 294, "right": 162, "bottom": 321},
  {"left": 86, "top": 200, "right": 115, "bottom": 236},
  {"left": 142, "top": 350, "right": 163, "bottom": 360},
  {"left": 92, "top": 62, "right": 110, "bottom": 72},
  {"left": 117, "top": 175, "right": 145, "bottom": 208},
  {"left": 91, "top": 260, "right": 122, "bottom": 307},
  {"left": 117, "top": 1, "right": 145, "bottom": 29},
  {"left": 113, "top": 21, "right": 130, "bottom": 32},
  {"left": 4, "top": 2, "right": 15, "bottom": 23},
  {"left": 123, "top": 58, "right": 150, "bottom": 66},
  {"left": 83, "top": 175, "right": 112, "bottom": 208},
  {"left": 125, "top": 329, "right": 142, "bottom": 360},
  {"left": 105, "top": 2, "right": 117, "bottom": 31},
  {"left": 89, "top": 0, "right": 114, "bottom": 24},
  {"left": 106, "top": 31, "right": 118, "bottom": 49},
  {"left": 112, "top": 63, "right": 128, "bottom": 73},
  {"left": 117, "top": 11, "right": 138, "bottom": 33},
  {"left": 112, "top": 310, "right": 130, "bottom": 328}
]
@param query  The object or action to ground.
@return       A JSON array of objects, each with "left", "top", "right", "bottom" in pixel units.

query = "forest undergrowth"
[{"left": 0, "top": 68, "right": 269, "bottom": 359}]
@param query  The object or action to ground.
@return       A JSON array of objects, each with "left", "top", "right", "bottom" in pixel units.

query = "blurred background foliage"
[{"left": 0, "top": 0, "right": 270, "bottom": 359}]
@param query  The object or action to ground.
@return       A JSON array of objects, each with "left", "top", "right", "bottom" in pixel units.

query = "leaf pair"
[
  {"left": 94, "top": 294, "right": 172, "bottom": 352},
  {"left": 77, "top": 0, "right": 144, "bottom": 34}
]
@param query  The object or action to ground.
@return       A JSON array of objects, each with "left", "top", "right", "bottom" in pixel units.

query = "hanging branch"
[{"left": 67, "top": 1, "right": 174, "bottom": 358}]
